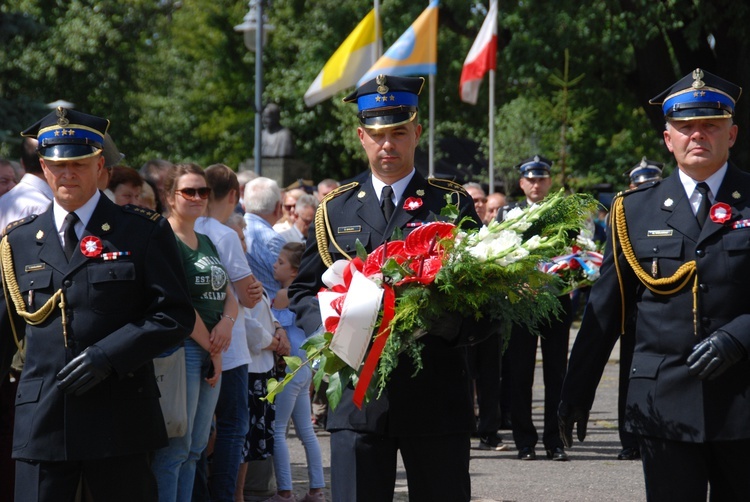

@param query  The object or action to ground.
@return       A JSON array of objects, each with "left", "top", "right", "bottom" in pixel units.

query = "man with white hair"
[{"left": 243, "top": 176, "right": 286, "bottom": 299}]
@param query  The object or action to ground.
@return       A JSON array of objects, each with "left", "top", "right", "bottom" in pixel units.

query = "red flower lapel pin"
[
  {"left": 80, "top": 236, "right": 103, "bottom": 258},
  {"left": 709, "top": 202, "right": 732, "bottom": 224},
  {"left": 403, "top": 197, "right": 423, "bottom": 211}
]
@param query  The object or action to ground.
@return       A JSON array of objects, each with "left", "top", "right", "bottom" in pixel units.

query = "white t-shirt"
[
  {"left": 195, "top": 216, "right": 253, "bottom": 371},
  {"left": 0, "top": 174, "right": 54, "bottom": 234}
]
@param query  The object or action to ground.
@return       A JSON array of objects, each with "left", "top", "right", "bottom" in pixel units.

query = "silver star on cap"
[{"left": 663, "top": 198, "right": 674, "bottom": 207}]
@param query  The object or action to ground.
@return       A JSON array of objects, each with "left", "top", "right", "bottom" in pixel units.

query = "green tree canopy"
[{"left": 1, "top": 0, "right": 748, "bottom": 196}]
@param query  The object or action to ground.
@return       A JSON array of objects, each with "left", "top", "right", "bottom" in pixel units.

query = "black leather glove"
[
  {"left": 56, "top": 345, "right": 113, "bottom": 396},
  {"left": 687, "top": 330, "right": 746, "bottom": 381},
  {"left": 558, "top": 401, "right": 589, "bottom": 448}
]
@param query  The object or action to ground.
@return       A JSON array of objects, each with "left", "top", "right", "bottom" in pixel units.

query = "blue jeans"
[
  {"left": 152, "top": 339, "right": 221, "bottom": 502},
  {"left": 209, "top": 364, "right": 249, "bottom": 502},
  {"left": 272, "top": 366, "right": 325, "bottom": 491}
]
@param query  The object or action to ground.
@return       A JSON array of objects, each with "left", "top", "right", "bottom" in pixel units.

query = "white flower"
[
  {"left": 468, "top": 229, "right": 524, "bottom": 262},
  {"left": 504, "top": 206, "right": 525, "bottom": 220},
  {"left": 523, "top": 235, "right": 543, "bottom": 250},
  {"left": 575, "top": 234, "right": 597, "bottom": 251},
  {"left": 498, "top": 247, "right": 530, "bottom": 266}
]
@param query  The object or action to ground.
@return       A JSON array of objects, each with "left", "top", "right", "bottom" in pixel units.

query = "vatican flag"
[{"left": 304, "top": 9, "right": 381, "bottom": 107}]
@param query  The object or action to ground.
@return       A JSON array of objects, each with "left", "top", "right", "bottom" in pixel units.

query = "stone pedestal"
[{"left": 239, "top": 157, "right": 311, "bottom": 188}]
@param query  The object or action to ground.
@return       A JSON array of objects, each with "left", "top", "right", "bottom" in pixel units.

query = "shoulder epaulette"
[
  {"left": 315, "top": 181, "right": 360, "bottom": 268},
  {"left": 619, "top": 179, "right": 661, "bottom": 198},
  {"left": 427, "top": 177, "right": 467, "bottom": 195},
  {"left": 320, "top": 181, "right": 360, "bottom": 204},
  {"left": 122, "top": 204, "right": 162, "bottom": 222},
  {"left": 4, "top": 214, "right": 38, "bottom": 235}
]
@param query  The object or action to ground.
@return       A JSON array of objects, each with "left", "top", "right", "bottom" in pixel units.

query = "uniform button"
[
  {"left": 652, "top": 247, "right": 659, "bottom": 253},
  {"left": 699, "top": 284, "right": 708, "bottom": 292},
  {"left": 63, "top": 279, "right": 72, "bottom": 287},
  {"left": 696, "top": 249, "right": 704, "bottom": 257},
  {"left": 632, "top": 368, "right": 637, "bottom": 374}
]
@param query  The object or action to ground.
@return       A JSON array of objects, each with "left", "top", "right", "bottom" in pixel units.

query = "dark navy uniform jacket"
[
  {"left": 562, "top": 164, "right": 750, "bottom": 442},
  {"left": 289, "top": 170, "right": 487, "bottom": 436},
  {"left": 0, "top": 194, "right": 194, "bottom": 461}
]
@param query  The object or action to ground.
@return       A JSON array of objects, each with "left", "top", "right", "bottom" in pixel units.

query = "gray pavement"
[{"left": 278, "top": 329, "right": 647, "bottom": 502}]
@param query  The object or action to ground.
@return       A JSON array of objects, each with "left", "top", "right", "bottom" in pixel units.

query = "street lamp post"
[{"left": 234, "top": 0, "right": 274, "bottom": 175}]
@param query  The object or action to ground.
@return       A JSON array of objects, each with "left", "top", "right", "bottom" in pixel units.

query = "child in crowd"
[{"left": 266, "top": 242, "right": 326, "bottom": 502}]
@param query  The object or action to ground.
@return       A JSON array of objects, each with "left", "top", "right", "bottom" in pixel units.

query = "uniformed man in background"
[
  {"left": 499, "top": 156, "right": 572, "bottom": 462},
  {"left": 290, "top": 75, "right": 484, "bottom": 502},
  {"left": 0, "top": 107, "right": 194, "bottom": 502},
  {"left": 615, "top": 157, "right": 665, "bottom": 462},
  {"left": 559, "top": 69, "right": 750, "bottom": 499}
]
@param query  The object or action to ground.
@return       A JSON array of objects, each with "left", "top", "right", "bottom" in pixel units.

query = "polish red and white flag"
[{"left": 459, "top": 0, "right": 498, "bottom": 105}]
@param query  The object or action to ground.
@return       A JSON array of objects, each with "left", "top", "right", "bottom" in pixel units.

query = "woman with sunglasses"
[{"left": 152, "top": 163, "right": 238, "bottom": 502}]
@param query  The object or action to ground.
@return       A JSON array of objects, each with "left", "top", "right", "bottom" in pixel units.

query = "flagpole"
[
  {"left": 428, "top": 74, "right": 435, "bottom": 178},
  {"left": 488, "top": 68, "right": 495, "bottom": 193},
  {"left": 374, "top": 0, "right": 382, "bottom": 58}
]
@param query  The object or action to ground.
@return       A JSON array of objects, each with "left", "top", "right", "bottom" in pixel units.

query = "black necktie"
[
  {"left": 381, "top": 185, "right": 395, "bottom": 221},
  {"left": 695, "top": 182, "right": 710, "bottom": 228},
  {"left": 63, "top": 212, "right": 80, "bottom": 260}
]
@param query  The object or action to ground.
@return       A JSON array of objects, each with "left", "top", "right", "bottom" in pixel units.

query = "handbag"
[{"left": 153, "top": 347, "right": 188, "bottom": 438}]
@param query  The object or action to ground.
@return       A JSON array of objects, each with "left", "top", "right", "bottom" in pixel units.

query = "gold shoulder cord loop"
[
  {"left": 1, "top": 236, "right": 67, "bottom": 349},
  {"left": 610, "top": 195, "right": 698, "bottom": 335},
  {"left": 315, "top": 182, "right": 359, "bottom": 268}
]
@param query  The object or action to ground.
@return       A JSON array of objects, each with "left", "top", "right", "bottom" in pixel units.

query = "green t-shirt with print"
[{"left": 176, "top": 232, "right": 228, "bottom": 332}]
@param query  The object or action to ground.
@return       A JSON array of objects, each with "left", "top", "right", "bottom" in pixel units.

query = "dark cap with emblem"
[
  {"left": 627, "top": 157, "right": 663, "bottom": 186},
  {"left": 516, "top": 155, "right": 552, "bottom": 179},
  {"left": 21, "top": 107, "right": 110, "bottom": 161},
  {"left": 344, "top": 74, "right": 425, "bottom": 129},
  {"left": 649, "top": 68, "right": 742, "bottom": 121}
]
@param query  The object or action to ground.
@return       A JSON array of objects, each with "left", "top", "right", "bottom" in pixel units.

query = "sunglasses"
[{"left": 176, "top": 187, "right": 211, "bottom": 200}]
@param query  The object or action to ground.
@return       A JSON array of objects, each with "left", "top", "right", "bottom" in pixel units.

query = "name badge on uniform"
[
  {"left": 24, "top": 263, "right": 46, "bottom": 272},
  {"left": 337, "top": 225, "right": 361, "bottom": 234},
  {"left": 647, "top": 230, "right": 673, "bottom": 237}
]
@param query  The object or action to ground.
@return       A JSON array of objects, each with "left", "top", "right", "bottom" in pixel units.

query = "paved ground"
[{"left": 258, "top": 330, "right": 647, "bottom": 501}]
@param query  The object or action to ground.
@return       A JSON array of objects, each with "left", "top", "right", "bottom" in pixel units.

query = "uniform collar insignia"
[
  {"left": 732, "top": 191, "right": 741, "bottom": 199},
  {"left": 358, "top": 191, "right": 366, "bottom": 199},
  {"left": 101, "top": 223, "right": 111, "bottom": 231},
  {"left": 663, "top": 198, "right": 674, "bottom": 207},
  {"left": 36, "top": 230, "right": 44, "bottom": 239},
  {"left": 416, "top": 189, "right": 425, "bottom": 196}
]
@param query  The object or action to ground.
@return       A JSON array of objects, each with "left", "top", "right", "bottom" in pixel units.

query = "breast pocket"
[
  {"left": 721, "top": 229, "right": 750, "bottom": 283},
  {"left": 633, "top": 237, "right": 684, "bottom": 277},
  {"left": 88, "top": 261, "right": 137, "bottom": 314},
  {"left": 17, "top": 270, "right": 53, "bottom": 311},
  {"left": 330, "top": 232, "right": 371, "bottom": 257}
]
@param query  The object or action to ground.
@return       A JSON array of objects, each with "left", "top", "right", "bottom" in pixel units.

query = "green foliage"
[{"left": 2, "top": 1, "right": 750, "bottom": 180}]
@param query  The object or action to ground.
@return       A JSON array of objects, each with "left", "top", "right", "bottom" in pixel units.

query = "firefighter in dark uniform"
[
  {"left": 616, "top": 158, "right": 665, "bottom": 462},
  {"left": 559, "top": 69, "right": 750, "bottom": 500},
  {"left": 289, "top": 75, "right": 485, "bottom": 502},
  {"left": 498, "top": 156, "right": 573, "bottom": 461},
  {"left": 0, "top": 108, "right": 194, "bottom": 502}
]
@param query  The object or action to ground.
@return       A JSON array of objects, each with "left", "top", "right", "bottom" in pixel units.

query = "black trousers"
[
  {"left": 639, "top": 435, "right": 750, "bottom": 501},
  {"left": 329, "top": 429, "right": 470, "bottom": 502},
  {"left": 15, "top": 452, "right": 157, "bottom": 502},
  {"left": 618, "top": 331, "right": 639, "bottom": 450},
  {"left": 468, "top": 330, "right": 502, "bottom": 436},
  {"left": 508, "top": 295, "right": 571, "bottom": 450}
]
